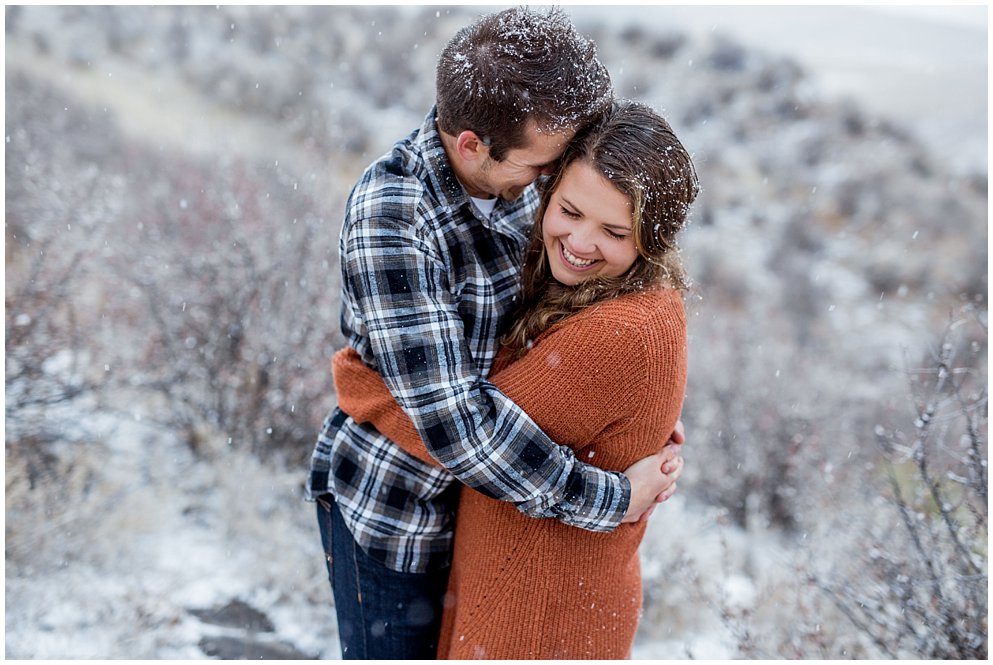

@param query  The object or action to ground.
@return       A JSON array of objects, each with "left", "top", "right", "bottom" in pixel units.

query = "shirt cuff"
[
  {"left": 519, "top": 465, "right": 631, "bottom": 533},
  {"left": 559, "top": 466, "right": 631, "bottom": 532}
]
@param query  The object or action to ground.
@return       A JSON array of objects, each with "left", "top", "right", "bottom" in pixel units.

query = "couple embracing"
[{"left": 307, "top": 6, "right": 698, "bottom": 660}]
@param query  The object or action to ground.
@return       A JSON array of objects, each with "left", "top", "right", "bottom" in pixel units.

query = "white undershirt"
[{"left": 470, "top": 195, "right": 498, "bottom": 220}]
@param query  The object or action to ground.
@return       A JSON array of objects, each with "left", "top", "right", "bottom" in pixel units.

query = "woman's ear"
[{"left": 455, "top": 130, "right": 490, "bottom": 162}]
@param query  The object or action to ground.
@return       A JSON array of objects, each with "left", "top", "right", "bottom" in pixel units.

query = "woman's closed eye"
[{"left": 560, "top": 205, "right": 580, "bottom": 219}]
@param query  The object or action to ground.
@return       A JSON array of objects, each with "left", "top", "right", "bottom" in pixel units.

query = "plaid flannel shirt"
[{"left": 307, "top": 108, "right": 630, "bottom": 573}]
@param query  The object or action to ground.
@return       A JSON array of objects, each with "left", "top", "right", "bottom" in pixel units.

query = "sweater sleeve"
[{"left": 332, "top": 347, "right": 441, "bottom": 468}]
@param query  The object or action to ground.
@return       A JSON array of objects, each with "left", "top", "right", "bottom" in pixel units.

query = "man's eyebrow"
[{"left": 523, "top": 158, "right": 555, "bottom": 169}]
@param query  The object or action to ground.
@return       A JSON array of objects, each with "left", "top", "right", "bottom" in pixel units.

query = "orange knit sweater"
[{"left": 333, "top": 288, "right": 687, "bottom": 659}]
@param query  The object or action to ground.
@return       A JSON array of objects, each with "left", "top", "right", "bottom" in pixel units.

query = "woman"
[{"left": 333, "top": 100, "right": 698, "bottom": 659}]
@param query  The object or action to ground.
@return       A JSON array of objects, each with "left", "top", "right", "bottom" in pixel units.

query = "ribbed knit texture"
[{"left": 333, "top": 288, "right": 687, "bottom": 659}]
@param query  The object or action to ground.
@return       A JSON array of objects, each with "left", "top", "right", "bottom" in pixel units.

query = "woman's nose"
[{"left": 568, "top": 229, "right": 596, "bottom": 254}]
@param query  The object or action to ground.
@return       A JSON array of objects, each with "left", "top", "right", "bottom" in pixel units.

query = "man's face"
[{"left": 469, "top": 122, "right": 575, "bottom": 201}]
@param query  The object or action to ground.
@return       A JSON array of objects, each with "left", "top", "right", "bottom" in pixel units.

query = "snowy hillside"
[{"left": 5, "top": 5, "right": 987, "bottom": 659}]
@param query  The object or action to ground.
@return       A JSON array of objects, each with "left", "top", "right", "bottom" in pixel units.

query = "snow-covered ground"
[
  {"left": 5, "top": 400, "right": 339, "bottom": 659},
  {"left": 4, "top": 396, "right": 788, "bottom": 659}
]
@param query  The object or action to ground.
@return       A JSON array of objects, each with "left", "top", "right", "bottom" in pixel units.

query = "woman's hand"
[{"left": 620, "top": 442, "right": 684, "bottom": 523}]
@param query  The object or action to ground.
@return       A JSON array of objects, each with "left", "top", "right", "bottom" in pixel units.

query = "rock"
[
  {"left": 198, "top": 636, "right": 315, "bottom": 660},
  {"left": 188, "top": 599, "right": 275, "bottom": 633}
]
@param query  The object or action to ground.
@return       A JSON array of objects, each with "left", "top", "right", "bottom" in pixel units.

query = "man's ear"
[{"left": 455, "top": 130, "right": 490, "bottom": 162}]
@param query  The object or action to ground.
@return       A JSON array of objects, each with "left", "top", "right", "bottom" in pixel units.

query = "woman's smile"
[
  {"left": 559, "top": 242, "right": 600, "bottom": 270},
  {"left": 543, "top": 161, "right": 638, "bottom": 286}
]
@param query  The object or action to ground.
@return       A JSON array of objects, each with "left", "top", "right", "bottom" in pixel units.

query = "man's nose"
[{"left": 539, "top": 163, "right": 557, "bottom": 176}]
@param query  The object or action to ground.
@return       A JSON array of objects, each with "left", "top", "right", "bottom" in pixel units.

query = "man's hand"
[{"left": 621, "top": 442, "right": 684, "bottom": 523}]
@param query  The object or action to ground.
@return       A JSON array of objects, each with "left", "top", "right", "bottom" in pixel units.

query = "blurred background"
[{"left": 5, "top": 4, "right": 987, "bottom": 659}]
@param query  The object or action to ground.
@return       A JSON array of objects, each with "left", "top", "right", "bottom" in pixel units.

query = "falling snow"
[{"left": 4, "top": 4, "right": 986, "bottom": 660}]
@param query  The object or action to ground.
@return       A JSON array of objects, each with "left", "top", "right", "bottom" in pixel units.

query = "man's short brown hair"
[{"left": 435, "top": 7, "right": 613, "bottom": 161}]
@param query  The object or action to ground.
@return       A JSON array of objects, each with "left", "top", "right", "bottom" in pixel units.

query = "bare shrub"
[
  {"left": 6, "top": 70, "right": 346, "bottom": 468},
  {"left": 101, "top": 147, "right": 345, "bottom": 463},
  {"left": 5, "top": 74, "right": 122, "bottom": 483},
  {"left": 820, "top": 307, "right": 988, "bottom": 658},
  {"left": 5, "top": 229, "right": 95, "bottom": 484}
]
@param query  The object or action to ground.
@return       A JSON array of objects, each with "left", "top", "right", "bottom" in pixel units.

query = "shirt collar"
[
  {"left": 417, "top": 107, "right": 472, "bottom": 213},
  {"left": 416, "top": 106, "right": 537, "bottom": 238}
]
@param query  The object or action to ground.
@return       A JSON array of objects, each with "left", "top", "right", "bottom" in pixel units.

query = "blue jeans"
[{"left": 316, "top": 495, "right": 450, "bottom": 660}]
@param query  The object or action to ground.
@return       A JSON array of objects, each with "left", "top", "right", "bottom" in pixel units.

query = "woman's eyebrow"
[
  {"left": 559, "top": 195, "right": 632, "bottom": 232},
  {"left": 559, "top": 195, "right": 582, "bottom": 213}
]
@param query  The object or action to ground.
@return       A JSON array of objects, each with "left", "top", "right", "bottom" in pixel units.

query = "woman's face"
[{"left": 542, "top": 160, "right": 639, "bottom": 286}]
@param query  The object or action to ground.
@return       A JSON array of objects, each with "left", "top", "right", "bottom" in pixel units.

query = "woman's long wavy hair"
[{"left": 501, "top": 100, "right": 699, "bottom": 357}]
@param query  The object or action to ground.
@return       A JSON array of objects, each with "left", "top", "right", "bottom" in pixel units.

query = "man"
[{"left": 307, "top": 7, "right": 684, "bottom": 659}]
